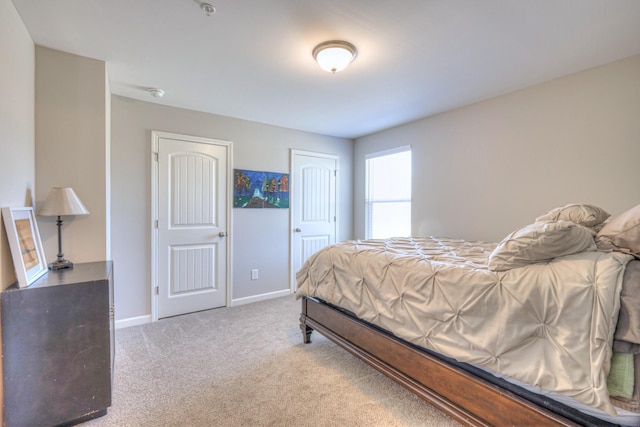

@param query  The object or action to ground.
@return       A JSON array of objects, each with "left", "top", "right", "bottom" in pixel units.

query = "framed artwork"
[
  {"left": 234, "top": 169, "right": 289, "bottom": 208},
  {"left": 2, "top": 207, "right": 48, "bottom": 288}
]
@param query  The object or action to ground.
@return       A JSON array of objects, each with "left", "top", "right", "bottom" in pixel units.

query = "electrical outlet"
[{"left": 251, "top": 269, "right": 259, "bottom": 280}]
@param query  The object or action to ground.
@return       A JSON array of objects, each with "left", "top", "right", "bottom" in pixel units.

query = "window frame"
[{"left": 365, "top": 146, "right": 411, "bottom": 239}]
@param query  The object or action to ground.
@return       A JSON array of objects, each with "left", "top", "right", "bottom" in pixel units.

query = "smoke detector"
[
  {"left": 148, "top": 88, "right": 165, "bottom": 98},
  {"left": 201, "top": 3, "right": 216, "bottom": 16}
]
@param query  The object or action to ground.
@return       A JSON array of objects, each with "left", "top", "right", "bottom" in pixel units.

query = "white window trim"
[
  {"left": 364, "top": 145, "right": 412, "bottom": 160},
  {"left": 365, "top": 146, "right": 411, "bottom": 239}
]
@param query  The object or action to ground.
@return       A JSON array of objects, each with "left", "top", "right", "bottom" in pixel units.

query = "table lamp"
[{"left": 38, "top": 187, "right": 89, "bottom": 270}]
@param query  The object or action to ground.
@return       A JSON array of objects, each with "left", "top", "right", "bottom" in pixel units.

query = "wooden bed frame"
[{"left": 300, "top": 296, "right": 616, "bottom": 427}]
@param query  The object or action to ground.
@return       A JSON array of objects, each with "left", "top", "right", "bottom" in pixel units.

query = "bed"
[{"left": 296, "top": 203, "right": 640, "bottom": 426}]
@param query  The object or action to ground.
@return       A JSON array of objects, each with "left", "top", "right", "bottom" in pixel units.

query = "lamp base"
[{"left": 49, "top": 259, "right": 74, "bottom": 270}]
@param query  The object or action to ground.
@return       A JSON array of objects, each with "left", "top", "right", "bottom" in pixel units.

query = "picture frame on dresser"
[{"left": 1, "top": 206, "right": 47, "bottom": 288}]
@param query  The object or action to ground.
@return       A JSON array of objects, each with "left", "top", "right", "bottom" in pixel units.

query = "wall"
[
  {"left": 0, "top": 0, "right": 35, "bottom": 289},
  {"left": 111, "top": 96, "right": 353, "bottom": 321},
  {"left": 34, "top": 47, "right": 109, "bottom": 267},
  {"left": 354, "top": 54, "right": 640, "bottom": 242},
  {"left": 0, "top": 2, "right": 34, "bottom": 421}
]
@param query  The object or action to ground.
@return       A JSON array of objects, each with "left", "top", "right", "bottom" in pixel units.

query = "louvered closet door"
[
  {"left": 157, "top": 136, "right": 228, "bottom": 319},
  {"left": 292, "top": 152, "right": 337, "bottom": 289}
]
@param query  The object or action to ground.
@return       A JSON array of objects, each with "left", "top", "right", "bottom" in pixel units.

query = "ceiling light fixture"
[
  {"left": 148, "top": 88, "right": 165, "bottom": 98},
  {"left": 201, "top": 3, "right": 216, "bottom": 16},
  {"left": 312, "top": 40, "right": 357, "bottom": 73}
]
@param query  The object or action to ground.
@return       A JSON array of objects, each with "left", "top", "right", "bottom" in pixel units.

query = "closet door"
[
  {"left": 291, "top": 150, "right": 337, "bottom": 290},
  {"left": 153, "top": 132, "right": 231, "bottom": 319}
]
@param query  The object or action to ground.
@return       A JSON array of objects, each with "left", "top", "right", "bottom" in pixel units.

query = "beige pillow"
[
  {"left": 596, "top": 204, "right": 640, "bottom": 256},
  {"left": 535, "top": 203, "right": 610, "bottom": 228},
  {"left": 488, "top": 220, "right": 596, "bottom": 271}
]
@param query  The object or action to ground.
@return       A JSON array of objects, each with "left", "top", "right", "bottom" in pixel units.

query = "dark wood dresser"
[{"left": 1, "top": 261, "right": 114, "bottom": 427}]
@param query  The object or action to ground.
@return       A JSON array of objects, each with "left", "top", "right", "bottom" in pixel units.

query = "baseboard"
[
  {"left": 116, "top": 290, "right": 293, "bottom": 326},
  {"left": 115, "top": 314, "right": 152, "bottom": 329},
  {"left": 231, "top": 289, "right": 293, "bottom": 307}
]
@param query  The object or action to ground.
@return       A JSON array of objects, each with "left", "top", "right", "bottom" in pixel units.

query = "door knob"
[
  {"left": 294, "top": 228, "right": 302, "bottom": 232},
  {"left": 219, "top": 231, "right": 228, "bottom": 237}
]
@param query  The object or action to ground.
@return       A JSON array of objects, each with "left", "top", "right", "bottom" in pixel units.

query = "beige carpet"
[{"left": 83, "top": 295, "right": 461, "bottom": 427}]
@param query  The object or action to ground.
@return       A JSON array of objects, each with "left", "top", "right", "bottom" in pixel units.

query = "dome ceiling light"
[{"left": 312, "top": 40, "right": 358, "bottom": 73}]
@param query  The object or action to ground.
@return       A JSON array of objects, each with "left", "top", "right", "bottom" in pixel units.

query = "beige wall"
[
  {"left": 355, "top": 54, "right": 640, "bottom": 242},
  {"left": 0, "top": 0, "right": 35, "bottom": 289},
  {"left": 34, "top": 47, "right": 109, "bottom": 266},
  {"left": 111, "top": 96, "right": 353, "bottom": 320}
]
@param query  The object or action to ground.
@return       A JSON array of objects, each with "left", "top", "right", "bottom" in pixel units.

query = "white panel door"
[
  {"left": 291, "top": 151, "right": 337, "bottom": 290},
  {"left": 156, "top": 134, "right": 229, "bottom": 319}
]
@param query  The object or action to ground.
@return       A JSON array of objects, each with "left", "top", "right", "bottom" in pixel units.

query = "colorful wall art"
[{"left": 234, "top": 169, "right": 289, "bottom": 208}]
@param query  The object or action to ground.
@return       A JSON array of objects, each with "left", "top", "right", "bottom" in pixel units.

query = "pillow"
[
  {"left": 488, "top": 220, "right": 596, "bottom": 271},
  {"left": 596, "top": 203, "right": 640, "bottom": 256},
  {"left": 535, "top": 203, "right": 610, "bottom": 228}
]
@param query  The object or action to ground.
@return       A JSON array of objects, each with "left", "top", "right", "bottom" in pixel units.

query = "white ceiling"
[{"left": 11, "top": 0, "right": 640, "bottom": 139}]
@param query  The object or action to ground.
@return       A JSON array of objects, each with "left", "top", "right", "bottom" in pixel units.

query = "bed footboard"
[{"left": 300, "top": 296, "right": 581, "bottom": 427}]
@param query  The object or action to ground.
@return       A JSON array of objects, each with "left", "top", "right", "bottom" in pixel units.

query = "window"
[{"left": 365, "top": 147, "right": 411, "bottom": 239}]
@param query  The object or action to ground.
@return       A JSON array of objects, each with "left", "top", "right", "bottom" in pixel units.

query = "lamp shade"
[
  {"left": 39, "top": 187, "right": 89, "bottom": 216},
  {"left": 313, "top": 40, "right": 357, "bottom": 73}
]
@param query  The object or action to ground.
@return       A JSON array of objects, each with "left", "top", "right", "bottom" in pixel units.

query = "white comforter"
[{"left": 296, "top": 237, "right": 633, "bottom": 415}]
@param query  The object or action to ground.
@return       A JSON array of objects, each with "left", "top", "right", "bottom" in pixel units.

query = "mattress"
[{"left": 296, "top": 237, "right": 634, "bottom": 416}]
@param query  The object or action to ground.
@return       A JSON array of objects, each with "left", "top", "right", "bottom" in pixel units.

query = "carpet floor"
[{"left": 83, "top": 295, "right": 461, "bottom": 427}]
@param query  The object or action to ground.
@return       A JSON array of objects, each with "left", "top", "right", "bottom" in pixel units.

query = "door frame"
[
  {"left": 151, "top": 131, "right": 233, "bottom": 322},
  {"left": 289, "top": 149, "right": 339, "bottom": 292}
]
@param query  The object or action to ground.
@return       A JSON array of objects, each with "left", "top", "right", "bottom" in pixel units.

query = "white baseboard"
[
  {"left": 115, "top": 314, "right": 152, "bottom": 329},
  {"left": 115, "top": 290, "right": 293, "bottom": 327},
  {"left": 231, "top": 289, "right": 293, "bottom": 307}
]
